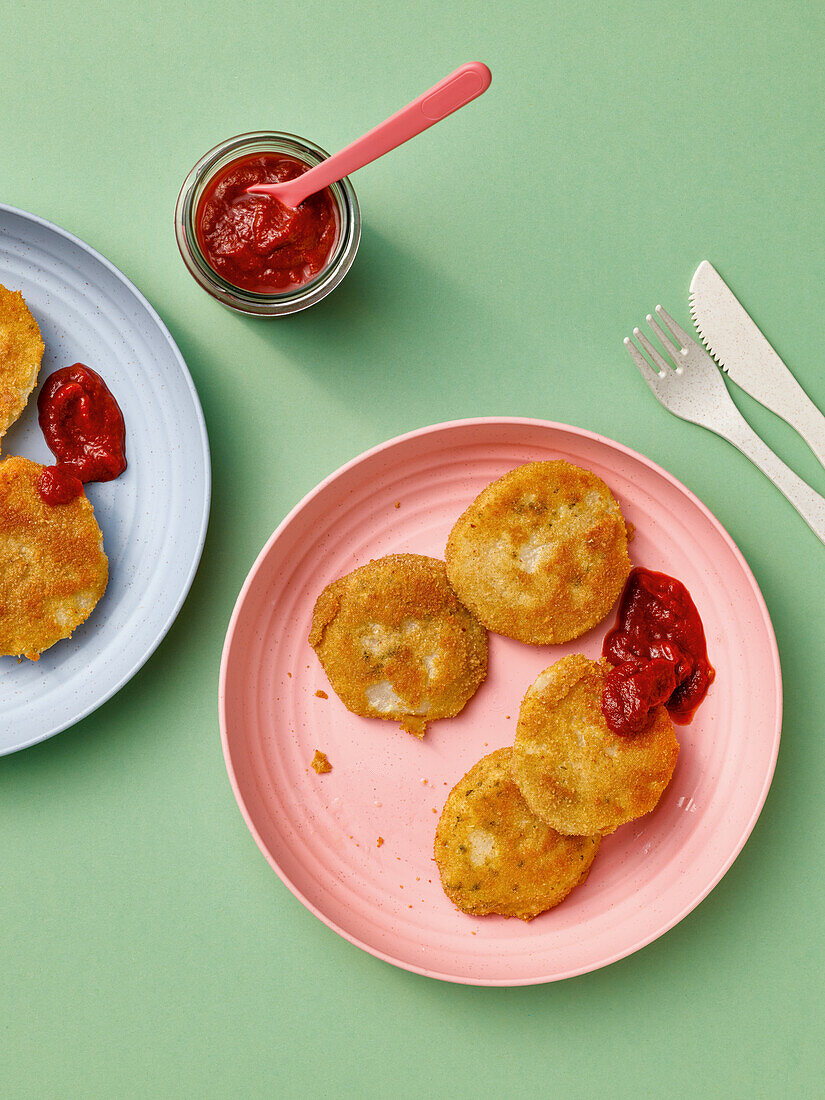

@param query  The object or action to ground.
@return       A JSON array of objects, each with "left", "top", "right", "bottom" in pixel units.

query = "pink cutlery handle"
[{"left": 282, "top": 62, "right": 491, "bottom": 204}]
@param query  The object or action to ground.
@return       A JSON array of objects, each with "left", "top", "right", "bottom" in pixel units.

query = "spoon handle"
[{"left": 271, "top": 62, "right": 491, "bottom": 206}]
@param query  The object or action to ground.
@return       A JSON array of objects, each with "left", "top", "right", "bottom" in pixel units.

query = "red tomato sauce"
[
  {"left": 601, "top": 567, "right": 715, "bottom": 736},
  {"left": 195, "top": 152, "right": 338, "bottom": 293},
  {"left": 37, "top": 364, "right": 127, "bottom": 505}
]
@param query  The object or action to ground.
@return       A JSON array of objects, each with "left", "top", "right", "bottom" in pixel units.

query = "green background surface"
[{"left": 2, "top": 0, "right": 824, "bottom": 1095}]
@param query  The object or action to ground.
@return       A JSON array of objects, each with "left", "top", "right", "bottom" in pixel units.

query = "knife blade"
[{"left": 689, "top": 260, "right": 825, "bottom": 469}]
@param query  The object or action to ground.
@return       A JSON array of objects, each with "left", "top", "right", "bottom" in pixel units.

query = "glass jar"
[{"left": 175, "top": 131, "right": 361, "bottom": 317}]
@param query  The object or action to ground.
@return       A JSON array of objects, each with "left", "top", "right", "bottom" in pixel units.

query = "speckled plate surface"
[
  {"left": 0, "top": 204, "right": 210, "bottom": 754},
  {"left": 219, "top": 418, "right": 781, "bottom": 985}
]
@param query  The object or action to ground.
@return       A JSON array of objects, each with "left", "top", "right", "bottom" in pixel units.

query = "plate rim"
[
  {"left": 0, "top": 202, "right": 212, "bottom": 754},
  {"left": 218, "top": 416, "right": 782, "bottom": 985}
]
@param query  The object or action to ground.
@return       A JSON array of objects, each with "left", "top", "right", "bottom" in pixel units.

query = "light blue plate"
[{"left": 0, "top": 204, "right": 210, "bottom": 754}]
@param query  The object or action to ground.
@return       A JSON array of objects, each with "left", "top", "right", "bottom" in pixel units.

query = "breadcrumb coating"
[
  {"left": 310, "top": 554, "right": 487, "bottom": 737},
  {"left": 0, "top": 456, "right": 108, "bottom": 659},
  {"left": 0, "top": 285, "right": 44, "bottom": 448},
  {"left": 435, "top": 748, "right": 601, "bottom": 920},
  {"left": 446, "top": 461, "right": 631, "bottom": 644},
  {"left": 512, "top": 654, "right": 679, "bottom": 835}
]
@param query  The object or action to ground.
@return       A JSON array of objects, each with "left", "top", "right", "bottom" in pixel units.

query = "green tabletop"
[{"left": 3, "top": 1, "right": 824, "bottom": 1095}]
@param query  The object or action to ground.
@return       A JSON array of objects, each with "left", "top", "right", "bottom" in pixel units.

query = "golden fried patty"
[
  {"left": 434, "top": 747, "right": 601, "bottom": 920},
  {"left": 0, "top": 456, "right": 108, "bottom": 660},
  {"left": 445, "top": 460, "right": 632, "bottom": 644},
  {"left": 0, "top": 285, "right": 44, "bottom": 447},
  {"left": 512, "top": 654, "right": 679, "bottom": 836},
  {"left": 309, "top": 553, "right": 487, "bottom": 737}
]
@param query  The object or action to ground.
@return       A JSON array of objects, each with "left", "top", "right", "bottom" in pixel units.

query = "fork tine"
[
  {"left": 633, "top": 326, "right": 674, "bottom": 373},
  {"left": 655, "top": 305, "right": 694, "bottom": 351},
  {"left": 624, "top": 336, "right": 664, "bottom": 388},
  {"left": 646, "top": 313, "right": 683, "bottom": 362}
]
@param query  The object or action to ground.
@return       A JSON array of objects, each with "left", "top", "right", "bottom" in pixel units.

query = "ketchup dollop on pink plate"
[{"left": 602, "top": 567, "right": 715, "bottom": 736}]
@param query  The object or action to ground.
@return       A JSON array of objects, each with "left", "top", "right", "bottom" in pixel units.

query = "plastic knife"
[{"left": 689, "top": 260, "right": 825, "bottom": 469}]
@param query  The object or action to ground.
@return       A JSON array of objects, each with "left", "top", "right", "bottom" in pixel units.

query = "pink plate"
[{"left": 219, "top": 418, "right": 781, "bottom": 985}]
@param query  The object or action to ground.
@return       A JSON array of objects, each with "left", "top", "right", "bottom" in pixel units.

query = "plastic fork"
[{"left": 625, "top": 305, "right": 825, "bottom": 546}]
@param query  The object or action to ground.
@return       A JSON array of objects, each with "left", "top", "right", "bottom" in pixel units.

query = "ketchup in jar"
[{"left": 195, "top": 152, "right": 338, "bottom": 294}]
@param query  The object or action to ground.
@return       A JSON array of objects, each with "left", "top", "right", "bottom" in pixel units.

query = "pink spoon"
[{"left": 245, "top": 62, "right": 492, "bottom": 207}]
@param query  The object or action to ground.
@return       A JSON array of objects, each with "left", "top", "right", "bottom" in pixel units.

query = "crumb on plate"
[{"left": 311, "top": 750, "right": 332, "bottom": 774}]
